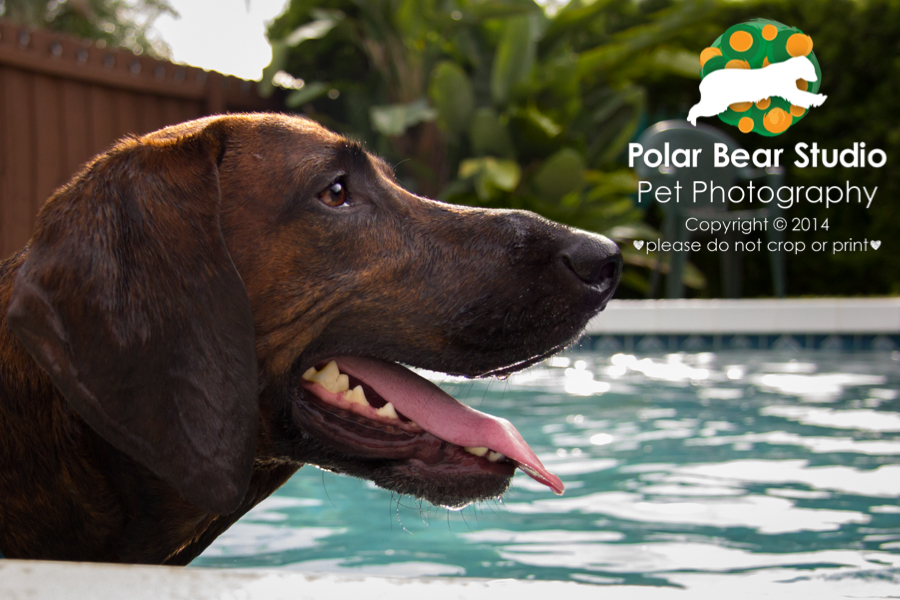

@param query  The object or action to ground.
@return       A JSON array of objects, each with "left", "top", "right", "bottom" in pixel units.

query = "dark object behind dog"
[{"left": 0, "top": 113, "right": 621, "bottom": 564}]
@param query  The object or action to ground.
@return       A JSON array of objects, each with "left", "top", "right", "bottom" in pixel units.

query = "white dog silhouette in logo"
[{"left": 688, "top": 56, "right": 826, "bottom": 126}]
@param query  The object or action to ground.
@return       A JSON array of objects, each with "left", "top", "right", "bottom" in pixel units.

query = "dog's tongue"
[{"left": 334, "top": 356, "right": 564, "bottom": 495}]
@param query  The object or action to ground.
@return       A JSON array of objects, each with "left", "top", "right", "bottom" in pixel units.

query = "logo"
[{"left": 687, "top": 20, "right": 825, "bottom": 136}]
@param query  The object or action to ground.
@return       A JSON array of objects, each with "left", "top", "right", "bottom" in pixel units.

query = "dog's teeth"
[
  {"left": 464, "top": 447, "right": 504, "bottom": 461},
  {"left": 305, "top": 360, "right": 346, "bottom": 392},
  {"left": 375, "top": 402, "right": 398, "bottom": 420},
  {"left": 320, "top": 361, "right": 340, "bottom": 377},
  {"left": 332, "top": 374, "right": 350, "bottom": 394},
  {"left": 343, "top": 385, "right": 368, "bottom": 406},
  {"left": 302, "top": 361, "right": 406, "bottom": 423},
  {"left": 319, "top": 373, "right": 348, "bottom": 394}
]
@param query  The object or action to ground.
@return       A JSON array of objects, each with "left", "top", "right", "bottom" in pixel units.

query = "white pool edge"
[
  {"left": 3, "top": 558, "right": 894, "bottom": 599},
  {"left": 0, "top": 559, "right": 689, "bottom": 600},
  {"left": 587, "top": 298, "right": 900, "bottom": 335}
]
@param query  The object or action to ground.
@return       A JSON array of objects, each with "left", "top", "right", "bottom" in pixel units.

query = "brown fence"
[{"left": 0, "top": 19, "right": 277, "bottom": 259}]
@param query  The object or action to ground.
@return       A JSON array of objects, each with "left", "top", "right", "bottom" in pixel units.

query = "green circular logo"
[{"left": 697, "top": 19, "right": 823, "bottom": 136}]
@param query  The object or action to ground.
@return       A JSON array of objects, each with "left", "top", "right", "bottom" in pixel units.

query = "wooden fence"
[{"left": 0, "top": 19, "right": 277, "bottom": 259}]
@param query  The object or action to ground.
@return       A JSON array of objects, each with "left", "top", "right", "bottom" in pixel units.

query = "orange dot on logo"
[
  {"left": 786, "top": 33, "right": 813, "bottom": 57},
  {"left": 790, "top": 105, "right": 807, "bottom": 117},
  {"left": 699, "top": 47, "right": 722, "bottom": 67},
  {"left": 725, "top": 59, "right": 750, "bottom": 69},
  {"left": 755, "top": 97, "right": 771, "bottom": 109},
  {"left": 796, "top": 79, "right": 809, "bottom": 91},
  {"left": 739, "top": 117, "right": 755, "bottom": 133},
  {"left": 762, "top": 24, "right": 778, "bottom": 41},
  {"left": 729, "top": 102, "right": 752, "bottom": 112},
  {"left": 730, "top": 30, "right": 753, "bottom": 52},
  {"left": 764, "top": 108, "right": 792, "bottom": 134}
]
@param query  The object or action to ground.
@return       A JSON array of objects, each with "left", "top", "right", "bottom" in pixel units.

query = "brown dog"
[{"left": 0, "top": 113, "right": 620, "bottom": 564}]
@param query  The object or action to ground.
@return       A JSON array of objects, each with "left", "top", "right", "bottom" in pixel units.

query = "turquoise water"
[{"left": 194, "top": 349, "right": 900, "bottom": 591}]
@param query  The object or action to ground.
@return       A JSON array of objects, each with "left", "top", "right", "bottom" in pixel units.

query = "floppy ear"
[{"left": 6, "top": 121, "right": 258, "bottom": 514}]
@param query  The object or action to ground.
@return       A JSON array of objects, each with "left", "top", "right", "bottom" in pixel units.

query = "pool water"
[{"left": 193, "top": 349, "right": 900, "bottom": 592}]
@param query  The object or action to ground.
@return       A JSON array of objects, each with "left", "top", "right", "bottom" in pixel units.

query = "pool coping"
[
  {"left": 587, "top": 298, "right": 900, "bottom": 335},
  {"left": 2, "top": 558, "right": 893, "bottom": 598},
  {"left": 0, "top": 559, "right": 680, "bottom": 600},
  {"left": 582, "top": 298, "right": 900, "bottom": 353}
]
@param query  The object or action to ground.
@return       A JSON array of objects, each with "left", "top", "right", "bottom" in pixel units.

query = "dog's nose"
[{"left": 559, "top": 232, "right": 622, "bottom": 305}]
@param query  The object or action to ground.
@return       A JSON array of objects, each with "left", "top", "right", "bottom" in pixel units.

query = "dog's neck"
[
  {"left": 0, "top": 252, "right": 52, "bottom": 409},
  {"left": 0, "top": 252, "right": 297, "bottom": 563},
  {"left": 0, "top": 252, "right": 125, "bottom": 559}
]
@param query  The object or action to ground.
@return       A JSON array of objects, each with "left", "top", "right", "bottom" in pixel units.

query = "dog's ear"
[{"left": 7, "top": 120, "right": 258, "bottom": 515}]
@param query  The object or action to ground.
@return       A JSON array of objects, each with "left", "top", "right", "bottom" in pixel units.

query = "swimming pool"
[{"left": 193, "top": 348, "right": 900, "bottom": 592}]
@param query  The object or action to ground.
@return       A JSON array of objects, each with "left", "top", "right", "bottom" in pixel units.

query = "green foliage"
[
  {"left": 490, "top": 15, "right": 535, "bottom": 106},
  {"left": 429, "top": 61, "right": 475, "bottom": 134},
  {"left": 0, "top": 0, "right": 175, "bottom": 57},
  {"left": 533, "top": 148, "right": 585, "bottom": 200},
  {"left": 370, "top": 99, "right": 437, "bottom": 137},
  {"left": 264, "top": 0, "right": 728, "bottom": 294}
]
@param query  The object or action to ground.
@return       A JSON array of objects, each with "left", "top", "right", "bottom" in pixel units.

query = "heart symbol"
[
  {"left": 871, "top": 240, "right": 882, "bottom": 250},
  {"left": 633, "top": 240, "right": 644, "bottom": 250}
]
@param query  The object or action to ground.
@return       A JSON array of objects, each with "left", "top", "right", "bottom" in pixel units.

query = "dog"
[
  {"left": 0, "top": 113, "right": 621, "bottom": 564},
  {"left": 688, "top": 55, "right": 827, "bottom": 125}
]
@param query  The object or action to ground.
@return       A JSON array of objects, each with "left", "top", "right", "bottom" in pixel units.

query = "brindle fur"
[{"left": 0, "top": 114, "right": 620, "bottom": 564}]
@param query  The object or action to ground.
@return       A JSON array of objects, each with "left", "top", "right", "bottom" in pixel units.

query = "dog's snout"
[{"left": 559, "top": 232, "right": 622, "bottom": 303}]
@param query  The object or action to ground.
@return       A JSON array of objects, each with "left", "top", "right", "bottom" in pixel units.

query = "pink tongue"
[{"left": 334, "top": 356, "right": 564, "bottom": 495}]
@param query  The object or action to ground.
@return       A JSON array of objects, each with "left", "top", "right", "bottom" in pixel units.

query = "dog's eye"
[{"left": 317, "top": 180, "right": 349, "bottom": 208}]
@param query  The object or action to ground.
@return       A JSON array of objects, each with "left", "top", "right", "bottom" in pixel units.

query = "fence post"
[{"left": 206, "top": 71, "right": 226, "bottom": 115}]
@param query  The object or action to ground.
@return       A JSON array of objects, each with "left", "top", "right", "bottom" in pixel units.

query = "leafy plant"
[{"left": 0, "top": 0, "right": 176, "bottom": 57}]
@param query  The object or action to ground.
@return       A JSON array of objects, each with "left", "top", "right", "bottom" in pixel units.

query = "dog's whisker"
[
  {"left": 478, "top": 379, "right": 493, "bottom": 407},
  {"left": 319, "top": 470, "right": 339, "bottom": 509},
  {"left": 459, "top": 508, "right": 474, "bottom": 532}
]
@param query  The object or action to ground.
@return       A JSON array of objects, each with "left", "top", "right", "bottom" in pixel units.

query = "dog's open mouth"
[{"left": 297, "top": 356, "right": 564, "bottom": 499}]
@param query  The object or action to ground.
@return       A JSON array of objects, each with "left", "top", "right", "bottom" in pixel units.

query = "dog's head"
[{"left": 7, "top": 114, "right": 620, "bottom": 514}]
